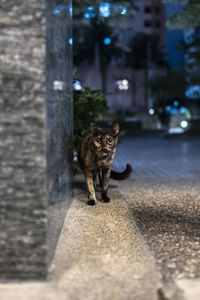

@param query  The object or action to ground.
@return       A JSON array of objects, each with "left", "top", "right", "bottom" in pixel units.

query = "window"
[
  {"left": 144, "top": 20, "right": 152, "bottom": 27},
  {"left": 144, "top": 6, "right": 152, "bottom": 13},
  {"left": 155, "top": 20, "right": 161, "bottom": 28},
  {"left": 116, "top": 79, "right": 129, "bottom": 91},
  {"left": 155, "top": 6, "right": 161, "bottom": 14}
]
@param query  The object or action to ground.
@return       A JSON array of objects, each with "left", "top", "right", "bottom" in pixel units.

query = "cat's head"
[{"left": 90, "top": 123, "right": 119, "bottom": 157}]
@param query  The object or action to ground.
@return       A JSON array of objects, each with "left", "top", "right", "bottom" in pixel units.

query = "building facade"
[{"left": 74, "top": 0, "right": 166, "bottom": 114}]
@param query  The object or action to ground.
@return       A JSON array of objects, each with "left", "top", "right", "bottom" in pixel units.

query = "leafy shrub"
[{"left": 74, "top": 87, "right": 107, "bottom": 150}]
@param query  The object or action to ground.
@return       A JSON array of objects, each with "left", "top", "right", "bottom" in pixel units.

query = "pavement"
[
  {"left": 115, "top": 134, "right": 200, "bottom": 299},
  {"left": 0, "top": 174, "right": 163, "bottom": 300},
  {"left": 1, "top": 134, "right": 200, "bottom": 300}
]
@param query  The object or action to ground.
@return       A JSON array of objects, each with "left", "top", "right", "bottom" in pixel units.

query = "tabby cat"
[{"left": 77, "top": 122, "right": 132, "bottom": 205}]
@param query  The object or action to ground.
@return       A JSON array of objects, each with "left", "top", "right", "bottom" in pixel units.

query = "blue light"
[
  {"left": 69, "top": 38, "right": 73, "bottom": 45},
  {"left": 84, "top": 6, "right": 95, "bottom": 19},
  {"left": 69, "top": 5, "right": 73, "bottom": 16},
  {"left": 180, "top": 107, "right": 188, "bottom": 114},
  {"left": 166, "top": 105, "right": 171, "bottom": 113},
  {"left": 171, "top": 108, "right": 178, "bottom": 115},
  {"left": 121, "top": 7, "right": 127, "bottom": 15},
  {"left": 99, "top": 3, "right": 111, "bottom": 18},
  {"left": 53, "top": 4, "right": 68, "bottom": 15},
  {"left": 186, "top": 85, "right": 200, "bottom": 99},
  {"left": 84, "top": 12, "right": 90, "bottom": 19},
  {"left": 174, "top": 100, "right": 179, "bottom": 107},
  {"left": 104, "top": 37, "right": 111, "bottom": 45},
  {"left": 54, "top": 8, "right": 61, "bottom": 15}
]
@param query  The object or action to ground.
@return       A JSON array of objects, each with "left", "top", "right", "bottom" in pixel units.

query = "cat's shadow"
[
  {"left": 73, "top": 180, "right": 118, "bottom": 204},
  {"left": 73, "top": 180, "right": 117, "bottom": 192},
  {"left": 73, "top": 180, "right": 86, "bottom": 191}
]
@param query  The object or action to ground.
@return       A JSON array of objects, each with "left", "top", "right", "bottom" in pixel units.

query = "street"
[
  {"left": 115, "top": 134, "right": 200, "bottom": 280},
  {"left": 114, "top": 134, "right": 200, "bottom": 180}
]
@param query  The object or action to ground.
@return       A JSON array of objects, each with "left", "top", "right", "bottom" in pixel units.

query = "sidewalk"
[
  {"left": 49, "top": 173, "right": 161, "bottom": 300},
  {"left": 1, "top": 134, "right": 200, "bottom": 299},
  {"left": 115, "top": 134, "right": 200, "bottom": 299},
  {"left": 0, "top": 173, "right": 161, "bottom": 300}
]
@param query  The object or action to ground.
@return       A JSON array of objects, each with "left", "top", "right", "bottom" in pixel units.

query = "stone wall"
[
  {"left": 0, "top": 0, "right": 72, "bottom": 280},
  {"left": 46, "top": 0, "right": 73, "bottom": 264}
]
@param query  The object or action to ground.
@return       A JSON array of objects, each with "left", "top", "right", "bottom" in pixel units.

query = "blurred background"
[
  {"left": 1, "top": 0, "right": 200, "bottom": 293},
  {"left": 73, "top": 0, "right": 200, "bottom": 137}
]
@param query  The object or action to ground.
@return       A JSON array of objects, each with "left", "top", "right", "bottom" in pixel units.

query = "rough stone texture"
[
  {"left": 0, "top": 174, "right": 161, "bottom": 300},
  {"left": 0, "top": 0, "right": 72, "bottom": 280},
  {"left": 0, "top": 0, "right": 47, "bottom": 280},
  {"left": 115, "top": 135, "right": 200, "bottom": 280}
]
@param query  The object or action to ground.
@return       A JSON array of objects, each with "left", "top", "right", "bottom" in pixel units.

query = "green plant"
[
  {"left": 163, "top": 0, "right": 200, "bottom": 30},
  {"left": 74, "top": 87, "right": 107, "bottom": 149}
]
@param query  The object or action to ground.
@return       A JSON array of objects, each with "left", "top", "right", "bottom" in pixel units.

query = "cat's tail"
[{"left": 110, "top": 164, "right": 132, "bottom": 180}]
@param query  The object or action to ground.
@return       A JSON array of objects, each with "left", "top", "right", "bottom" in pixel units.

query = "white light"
[
  {"left": 53, "top": 81, "right": 64, "bottom": 91},
  {"left": 116, "top": 79, "right": 129, "bottom": 90},
  {"left": 99, "top": 3, "right": 111, "bottom": 18},
  {"left": 122, "top": 79, "right": 128, "bottom": 85},
  {"left": 168, "top": 128, "right": 184, "bottom": 134},
  {"left": 73, "top": 80, "right": 82, "bottom": 91},
  {"left": 149, "top": 108, "right": 155, "bottom": 115},
  {"left": 121, "top": 7, "right": 127, "bottom": 15},
  {"left": 181, "top": 120, "right": 188, "bottom": 128}
]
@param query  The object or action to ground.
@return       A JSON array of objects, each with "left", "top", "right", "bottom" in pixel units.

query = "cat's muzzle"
[{"left": 102, "top": 148, "right": 109, "bottom": 153}]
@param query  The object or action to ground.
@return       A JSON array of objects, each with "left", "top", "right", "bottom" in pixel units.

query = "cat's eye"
[
  {"left": 108, "top": 138, "right": 113, "bottom": 144},
  {"left": 96, "top": 138, "right": 101, "bottom": 143}
]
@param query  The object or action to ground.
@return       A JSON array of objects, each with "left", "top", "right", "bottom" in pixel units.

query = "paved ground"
[
  {"left": 115, "top": 134, "right": 200, "bottom": 297},
  {"left": 0, "top": 174, "right": 162, "bottom": 300},
  {"left": 1, "top": 134, "right": 200, "bottom": 300},
  {"left": 114, "top": 135, "right": 200, "bottom": 180}
]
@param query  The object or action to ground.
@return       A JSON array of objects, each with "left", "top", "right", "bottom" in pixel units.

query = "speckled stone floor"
[
  {"left": 115, "top": 135, "right": 200, "bottom": 283},
  {"left": 119, "top": 179, "right": 200, "bottom": 280},
  {"left": 0, "top": 176, "right": 161, "bottom": 300},
  {"left": 1, "top": 134, "right": 200, "bottom": 300}
]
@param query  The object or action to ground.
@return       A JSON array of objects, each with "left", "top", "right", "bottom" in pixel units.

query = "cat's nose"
[{"left": 102, "top": 148, "right": 109, "bottom": 153}]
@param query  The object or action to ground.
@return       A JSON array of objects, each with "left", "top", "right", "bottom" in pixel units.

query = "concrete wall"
[{"left": 0, "top": 0, "right": 72, "bottom": 280}]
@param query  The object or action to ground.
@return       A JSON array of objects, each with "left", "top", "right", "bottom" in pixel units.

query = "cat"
[{"left": 77, "top": 122, "right": 132, "bottom": 205}]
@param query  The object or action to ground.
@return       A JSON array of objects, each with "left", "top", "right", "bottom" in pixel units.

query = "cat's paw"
[
  {"left": 87, "top": 200, "right": 96, "bottom": 206},
  {"left": 101, "top": 194, "right": 110, "bottom": 203}
]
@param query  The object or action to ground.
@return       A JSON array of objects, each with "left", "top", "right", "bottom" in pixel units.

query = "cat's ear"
[
  {"left": 111, "top": 122, "right": 119, "bottom": 136},
  {"left": 90, "top": 122, "right": 97, "bottom": 131}
]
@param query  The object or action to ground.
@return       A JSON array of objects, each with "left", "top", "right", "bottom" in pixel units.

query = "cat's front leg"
[
  {"left": 101, "top": 168, "right": 111, "bottom": 203},
  {"left": 85, "top": 171, "right": 96, "bottom": 206}
]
